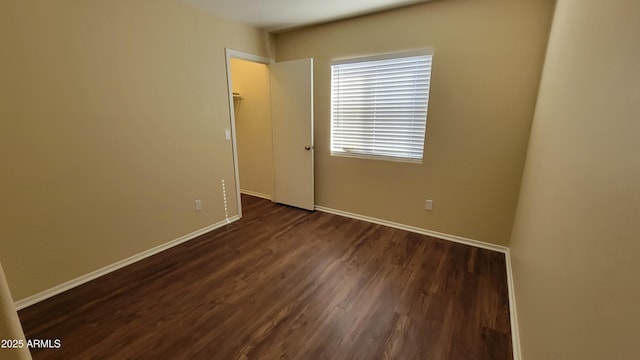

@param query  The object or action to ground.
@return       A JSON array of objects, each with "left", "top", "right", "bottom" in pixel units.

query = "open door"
[{"left": 269, "top": 59, "right": 314, "bottom": 211}]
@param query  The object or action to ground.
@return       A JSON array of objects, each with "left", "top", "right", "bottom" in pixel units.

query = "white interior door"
[{"left": 269, "top": 58, "right": 314, "bottom": 210}]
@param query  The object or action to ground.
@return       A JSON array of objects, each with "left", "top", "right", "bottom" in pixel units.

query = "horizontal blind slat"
[{"left": 331, "top": 53, "right": 432, "bottom": 162}]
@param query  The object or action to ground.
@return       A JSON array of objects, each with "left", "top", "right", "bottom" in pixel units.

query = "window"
[{"left": 330, "top": 50, "right": 432, "bottom": 163}]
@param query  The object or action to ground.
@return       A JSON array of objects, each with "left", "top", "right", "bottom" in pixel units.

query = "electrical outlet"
[
  {"left": 425, "top": 199, "right": 433, "bottom": 211},
  {"left": 195, "top": 199, "right": 203, "bottom": 211}
]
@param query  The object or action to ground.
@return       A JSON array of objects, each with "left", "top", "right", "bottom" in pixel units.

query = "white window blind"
[{"left": 331, "top": 50, "right": 432, "bottom": 163}]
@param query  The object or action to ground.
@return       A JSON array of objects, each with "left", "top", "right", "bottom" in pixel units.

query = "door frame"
[{"left": 224, "top": 48, "right": 274, "bottom": 218}]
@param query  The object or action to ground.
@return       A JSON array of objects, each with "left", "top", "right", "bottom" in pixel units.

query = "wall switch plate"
[
  {"left": 195, "top": 199, "right": 203, "bottom": 211},
  {"left": 224, "top": 129, "right": 231, "bottom": 140},
  {"left": 425, "top": 199, "right": 433, "bottom": 211}
]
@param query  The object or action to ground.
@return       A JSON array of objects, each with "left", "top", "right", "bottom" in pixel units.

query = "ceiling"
[{"left": 180, "top": 0, "right": 431, "bottom": 32}]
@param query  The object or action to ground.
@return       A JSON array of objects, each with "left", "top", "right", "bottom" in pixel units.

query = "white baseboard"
[
  {"left": 313, "top": 205, "right": 520, "bottom": 359},
  {"left": 15, "top": 215, "right": 240, "bottom": 310},
  {"left": 314, "top": 205, "right": 508, "bottom": 253},
  {"left": 504, "top": 249, "right": 522, "bottom": 360},
  {"left": 240, "top": 189, "right": 272, "bottom": 201},
  {"left": 14, "top": 203, "right": 522, "bottom": 360}
]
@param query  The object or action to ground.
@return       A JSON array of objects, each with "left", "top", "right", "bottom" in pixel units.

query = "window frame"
[{"left": 330, "top": 49, "right": 433, "bottom": 164}]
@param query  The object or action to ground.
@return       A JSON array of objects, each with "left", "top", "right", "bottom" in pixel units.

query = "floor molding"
[
  {"left": 15, "top": 200, "right": 522, "bottom": 359},
  {"left": 314, "top": 205, "right": 508, "bottom": 253},
  {"left": 314, "top": 205, "right": 520, "bottom": 359},
  {"left": 15, "top": 215, "right": 240, "bottom": 310},
  {"left": 240, "top": 189, "right": 272, "bottom": 201},
  {"left": 504, "top": 249, "right": 522, "bottom": 360}
]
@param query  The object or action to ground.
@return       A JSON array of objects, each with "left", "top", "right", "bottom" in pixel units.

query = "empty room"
[{"left": 1, "top": 0, "right": 638, "bottom": 359}]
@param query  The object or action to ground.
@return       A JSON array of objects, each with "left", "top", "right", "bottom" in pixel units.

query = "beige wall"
[
  {"left": 275, "top": 0, "right": 555, "bottom": 245},
  {"left": 510, "top": 0, "right": 640, "bottom": 358},
  {"left": 230, "top": 59, "right": 274, "bottom": 198},
  {"left": 0, "top": 0, "right": 273, "bottom": 301},
  {"left": 0, "top": 264, "right": 31, "bottom": 360}
]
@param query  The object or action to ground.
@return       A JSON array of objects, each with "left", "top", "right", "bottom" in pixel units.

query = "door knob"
[{"left": 304, "top": 145, "right": 311, "bottom": 150}]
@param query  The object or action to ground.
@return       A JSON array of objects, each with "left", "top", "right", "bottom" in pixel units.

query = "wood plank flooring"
[{"left": 19, "top": 194, "right": 512, "bottom": 359}]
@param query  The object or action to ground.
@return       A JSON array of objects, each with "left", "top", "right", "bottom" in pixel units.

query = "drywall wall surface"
[
  {"left": 230, "top": 59, "right": 274, "bottom": 198},
  {"left": 275, "top": 0, "right": 555, "bottom": 245},
  {"left": 0, "top": 0, "right": 272, "bottom": 301},
  {"left": 510, "top": 0, "right": 640, "bottom": 358}
]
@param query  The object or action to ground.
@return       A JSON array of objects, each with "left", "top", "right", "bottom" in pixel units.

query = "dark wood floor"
[{"left": 19, "top": 194, "right": 512, "bottom": 359}]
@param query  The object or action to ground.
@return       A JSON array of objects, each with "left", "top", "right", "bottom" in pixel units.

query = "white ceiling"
[{"left": 180, "top": 0, "right": 430, "bottom": 32}]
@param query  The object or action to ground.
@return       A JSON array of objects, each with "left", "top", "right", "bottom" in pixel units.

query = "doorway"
[
  {"left": 230, "top": 57, "right": 275, "bottom": 202},
  {"left": 225, "top": 49, "right": 315, "bottom": 217},
  {"left": 225, "top": 49, "right": 274, "bottom": 217}
]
